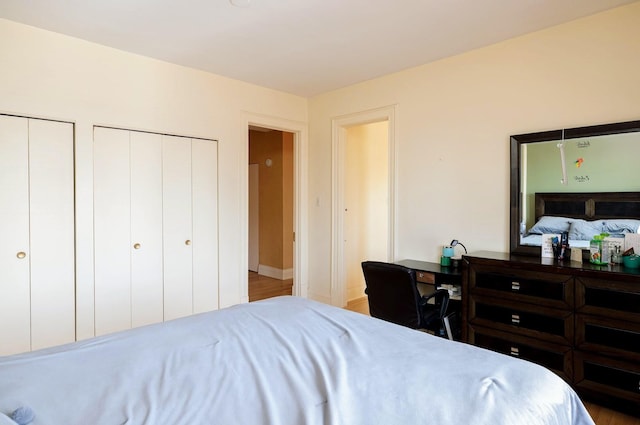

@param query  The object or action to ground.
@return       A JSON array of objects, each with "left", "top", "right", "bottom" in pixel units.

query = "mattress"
[{"left": 0, "top": 296, "right": 594, "bottom": 425}]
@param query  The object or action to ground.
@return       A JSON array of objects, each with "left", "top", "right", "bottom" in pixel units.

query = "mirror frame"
[{"left": 510, "top": 119, "right": 640, "bottom": 256}]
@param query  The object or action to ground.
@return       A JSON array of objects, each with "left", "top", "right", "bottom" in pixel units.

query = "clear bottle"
[
  {"left": 601, "top": 239, "right": 610, "bottom": 264},
  {"left": 610, "top": 245, "right": 622, "bottom": 265}
]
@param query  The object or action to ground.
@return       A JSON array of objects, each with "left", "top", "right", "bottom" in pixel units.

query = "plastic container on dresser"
[{"left": 462, "top": 251, "right": 640, "bottom": 417}]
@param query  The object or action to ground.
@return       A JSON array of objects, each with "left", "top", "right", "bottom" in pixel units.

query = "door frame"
[
  {"left": 331, "top": 105, "right": 397, "bottom": 307},
  {"left": 248, "top": 163, "right": 259, "bottom": 273},
  {"left": 240, "top": 112, "right": 308, "bottom": 302}
]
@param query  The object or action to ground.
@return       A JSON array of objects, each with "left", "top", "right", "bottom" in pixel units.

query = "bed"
[
  {"left": 521, "top": 192, "right": 640, "bottom": 249},
  {"left": 0, "top": 296, "right": 594, "bottom": 425}
]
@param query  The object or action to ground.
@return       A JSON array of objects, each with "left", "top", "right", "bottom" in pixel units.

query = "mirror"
[{"left": 510, "top": 120, "right": 640, "bottom": 256}]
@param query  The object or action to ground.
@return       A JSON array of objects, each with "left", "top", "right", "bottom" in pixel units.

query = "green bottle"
[{"left": 589, "top": 233, "right": 610, "bottom": 265}]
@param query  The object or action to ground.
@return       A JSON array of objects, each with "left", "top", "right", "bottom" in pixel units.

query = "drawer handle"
[
  {"left": 510, "top": 347, "right": 520, "bottom": 357},
  {"left": 511, "top": 314, "right": 520, "bottom": 325},
  {"left": 511, "top": 281, "right": 520, "bottom": 291}
]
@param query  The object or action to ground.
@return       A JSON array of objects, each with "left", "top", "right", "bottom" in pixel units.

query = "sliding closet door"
[
  {"left": 94, "top": 127, "right": 132, "bottom": 336},
  {"left": 0, "top": 115, "right": 31, "bottom": 354},
  {"left": 130, "top": 131, "right": 163, "bottom": 328},
  {"left": 162, "top": 135, "right": 193, "bottom": 321},
  {"left": 192, "top": 139, "right": 219, "bottom": 313},
  {"left": 28, "top": 119, "right": 75, "bottom": 351}
]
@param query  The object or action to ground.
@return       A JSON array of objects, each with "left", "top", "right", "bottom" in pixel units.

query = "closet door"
[
  {"left": 0, "top": 115, "right": 31, "bottom": 355},
  {"left": 192, "top": 139, "right": 219, "bottom": 313},
  {"left": 94, "top": 128, "right": 218, "bottom": 333},
  {"left": 162, "top": 135, "right": 193, "bottom": 321},
  {"left": 28, "top": 119, "right": 75, "bottom": 351},
  {"left": 94, "top": 128, "right": 164, "bottom": 335},
  {"left": 0, "top": 115, "right": 74, "bottom": 355},
  {"left": 130, "top": 131, "right": 163, "bottom": 327},
  {"left": 94, "top": 127, "right": 132, "bottom": 336}
]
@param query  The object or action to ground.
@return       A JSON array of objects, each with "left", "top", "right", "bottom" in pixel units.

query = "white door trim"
[
  {"left": 331, "top": 105, "right": 397, "bottom": 307},
  {"left": 240, "top": 112, "right": 308, "bottom": 302}
]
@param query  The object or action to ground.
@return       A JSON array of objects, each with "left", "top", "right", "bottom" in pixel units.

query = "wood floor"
[
  {"left": 248, "top": 271, "right": 293, "bottom": 302},
  {"left": 344, "top": 296, "right": 639, "bottom": 425}
]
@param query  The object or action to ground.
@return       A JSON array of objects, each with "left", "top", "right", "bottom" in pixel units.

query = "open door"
[{"left": 248, "top": 163, "right": 259, "bottom": 272}]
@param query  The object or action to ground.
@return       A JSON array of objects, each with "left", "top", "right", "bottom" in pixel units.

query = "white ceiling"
[{"left": 1, "top": 0, "right": 636, "bottom": 97}]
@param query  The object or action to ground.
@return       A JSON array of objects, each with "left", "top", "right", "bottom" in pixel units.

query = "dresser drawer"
[
  {"left": 574, "top": 351, "right": 640, "bottom": 414},
  {"left": 469, "top": 325, "right": 572, "bottom": 381},
  {"left": 469, "top": 294, "right": 573, "bottom": 345},
  {"left": 576, "top": 276, "right": 640, "bottom": 323},
  {"left": 576, "top": 314, "right": 640, "bottom": 360},
  {"left": 468, "top": 265, "right": 573, "bottom": 309}
]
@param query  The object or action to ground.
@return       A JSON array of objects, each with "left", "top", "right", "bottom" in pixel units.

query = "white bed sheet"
[{"left": 0, "top": 296, "right": 594, "bottom": 425}]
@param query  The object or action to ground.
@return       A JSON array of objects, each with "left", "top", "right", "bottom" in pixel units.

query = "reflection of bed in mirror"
[
  {"left": 521, "top": 192, "right": 640, "bottom": 249},
  {"left": 510, "top": 119, "right": 640, "bottom": 257}
]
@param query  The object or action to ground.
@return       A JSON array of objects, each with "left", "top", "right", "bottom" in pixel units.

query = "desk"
[
  {"left": 394, "top": 259, "right": 462, "bottom": 300},
  {"left": 394, "top": 259, "right": 463, "bottom": 340}
]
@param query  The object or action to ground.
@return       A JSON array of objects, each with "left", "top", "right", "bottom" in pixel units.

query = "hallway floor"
[{"left": 248, "top": 271, "right": 293, "bottom": 302}]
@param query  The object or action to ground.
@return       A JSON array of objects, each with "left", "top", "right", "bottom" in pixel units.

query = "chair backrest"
[{"left": 361, "top": 261, "right": 422, "bottom": 328}]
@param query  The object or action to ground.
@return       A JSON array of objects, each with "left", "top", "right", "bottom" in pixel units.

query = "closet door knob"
[
  {"left": 133, "top": 243, "right": 141, "bottom": 250},
  {"left": 16, "top": 251, "right": 26, "bottom": 259},
  {"left": 185, "top": 240, "right": 191, "bottom": 246}
]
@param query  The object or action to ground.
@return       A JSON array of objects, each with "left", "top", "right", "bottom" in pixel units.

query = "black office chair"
[{"left": 361, "top": 261, "right": 450, "bottom": 335}]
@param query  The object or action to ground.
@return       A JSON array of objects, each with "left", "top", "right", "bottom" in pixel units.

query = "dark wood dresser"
[{"left": 462, "top": 251, "right": 640, "bottom": 415}]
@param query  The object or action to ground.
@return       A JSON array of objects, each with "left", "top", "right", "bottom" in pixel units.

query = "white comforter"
[{"left": 0, "top": 296, "right": 594, "bottom": 425}]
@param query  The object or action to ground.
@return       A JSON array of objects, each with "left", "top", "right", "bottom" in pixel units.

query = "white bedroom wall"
[
  {"left": 306, "top": 3, "right": 640, "bottom": 302},
  {"left": 0, "top": 18, "right": 307, "bottom": 340}
]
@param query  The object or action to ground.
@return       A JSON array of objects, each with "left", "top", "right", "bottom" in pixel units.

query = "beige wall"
[
  {"left": 0, "top": 18, "right": 306, "bottom": 338},
  {"left": 307, "top": 3, "right": 640, "bottom": 302},
  {"left": 248, "top": 130, "right": 294, "bottom": 272}
]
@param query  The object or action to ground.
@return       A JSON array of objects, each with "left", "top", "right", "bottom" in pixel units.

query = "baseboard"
[{"left": 257, "top": 264, "right": 293, "bottom": 280}]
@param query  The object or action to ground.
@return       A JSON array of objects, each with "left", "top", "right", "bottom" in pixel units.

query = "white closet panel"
[
  {"left": 28, "top": 119, "right": 75, "bottom": 351},
  {"left": 0, "top": 115, "right": 74, "bottom": 355},
  {"left": 162, "top": 135, "right": 193, "bottom": 321},
  {"left": 93, "top": 127, "right": 218, "bottom": 335},
  {"left": 130, "top": 131, "right": 164, "bottom": 328},
  {"left": 0, "top": 115, "right": 31, "bottom": 355},
  {"left": 94, "top": 127, "right": 132, "bottom": 336},
  {"left": 192, "top": 139, "right": 219, "bottom": 313}
]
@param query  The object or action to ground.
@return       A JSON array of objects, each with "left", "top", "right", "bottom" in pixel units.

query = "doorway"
[
  {"left": 241, "top": 113, "right": 308, "bottom": 305},
  {"left": 344, "top": 121, "right": 389, "bottom": 304},
  {"left": 332, "top": 106, "right": 396, "bottom": 308},
  {"left": 248, "top": 126, "right": 294, "bottom": 301}
]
